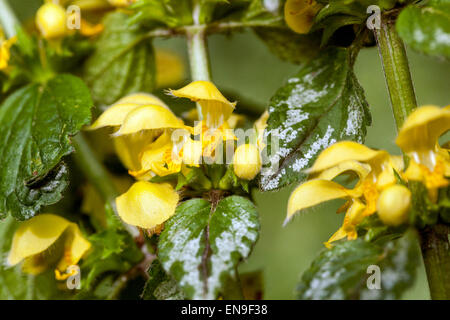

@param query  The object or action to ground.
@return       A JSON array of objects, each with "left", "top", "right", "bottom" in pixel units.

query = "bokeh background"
[{"left": 9, "top": 0, "right": 450, "bottom": 299}]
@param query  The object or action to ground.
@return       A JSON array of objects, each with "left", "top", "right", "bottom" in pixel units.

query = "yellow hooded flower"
[
  {"left": 287, "top": 141, "right": 404, "bottom": 247},
  {"left": 169, "top": 81, "right": 236, "bottom": 128},
  {"left": 0, "top": 33, "right": 16, "bottom": 71},
  {"left": 116, "top": 181, "right": 179, "bottom": 230},
  {"left": 86, "top": 93, "right": 187, "bottom": 173},
  {"left": 396, "top": 105, "right": 450, "bottom": 201},
  {"left": 36, "top": 3, "right": 68, "bottom": 39},
  {"left": 7, "top": 214, "right": 91, "bottom": 279},
  {"left": 233, "top": 144, "right": 262, "bottom": 180},
  {"left": 284, "top": 0, "right": 321, "bottom": 34}
]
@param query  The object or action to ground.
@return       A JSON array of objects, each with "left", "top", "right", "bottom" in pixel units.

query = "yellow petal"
[
  {"left": 308, "top": 141, "right": 387, "bottom": 174},
  {"left": 115, "top": 105, "right": 185, "bottom": 136},
  {"left": 314, "top": 160, "right": 371, "bottom": 182},
  {"left": 79, "top": 19, "right": 104, "bottom": 37},
  {"left": 233, "top": 144, "right": 262, "bottom": 180},
  {"left": 396, "top": 105, "right": 450, "bottom": 153},
  {"left": 169, "top": 81, "right": 236, "bottom": 128},
  {"left": 156, "top": 49, "right": 185, "bottom": 88},
  {"left": 7, "top": 214, "right": 90, "bottom": 274},
  {"left": 86, "top": 103, "right": 142, "bottom": 130},
  {"left": 115, "top": 181, "right": 179, "bottom": 229},
  {"left": 57, "top": 225, "right": 92, "bottom": 272},
  {"left": 284, "top": 0, "right": 321, "bottom": 34},
  {"left": 286, "top": 180, "right": 350, "bottom": 221}
]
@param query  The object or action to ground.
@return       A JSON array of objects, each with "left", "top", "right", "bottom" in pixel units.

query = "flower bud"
[
  {"left": 233, "top": 144, "right": 261, "bottom": 180},
  {"left": 36, "top": 3, "right": 67, "bottom": 39},
  {"left": 284, "top": 0, "right": 321, "bottom": 34},
  {"left": 377, "top": 185, "right": 411, "bottom": 226}
]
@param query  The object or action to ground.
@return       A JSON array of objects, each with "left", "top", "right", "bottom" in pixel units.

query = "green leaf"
[
  {"left": 83, "top": 12, "right": 156, "bottom": 105},
  {"left": 297, "top": 231, "right": 419, "bottom": 299},
  {"left": 259, "top": 47, "right": 371, "bottom": 191},
  {"left": 396, "top": 3, "right": 450, "bottom": 59},
  {"left": 254, "top": 27, "right": 321, "bottom": 64},
  {"left": 158, "top": 196, "right": 260, "bottom": 299},
  {"left": 141, "top": 260, "right": 185, "bottom": 300},
  {"left": 0, "top": 216, "right": 71, "bottom": 299},
  {"left": 0, "top": 74, "right": 93, "bottom": 220}
]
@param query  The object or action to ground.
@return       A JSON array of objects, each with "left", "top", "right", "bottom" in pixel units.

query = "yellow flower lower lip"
[
  {"left": 307, "top": 141, "right": 387, "bottom": 174},
  {"left": 286, "top": 179, "right": 351, "bottom": 223},
  {"left": 115, "top": 181, "right": 179, "bottom": 229}
]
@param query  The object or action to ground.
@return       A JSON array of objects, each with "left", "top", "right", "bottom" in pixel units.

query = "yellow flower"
[
  {"left": 396, "top": 105, "right": 450, "bottom": 201},
  {"left": 156, "top": 49, "right": 185, "bottom": 89},
  {"left": 86, "top": 93, "right": 187, "bottom": 173},
  {"left": 0, "top": 34, "right": 16, "bottom": 71},
  {"left": 233, "top": 144, "right": 262, "bottom": 180},
  {"left": 7, "top": 214, "right": 91, "bottom": 279},
  {"left": 36, "top": 3, "right": 68, "bottom": 39},
  {"left": 377, "top": 185, "right": 411, "bottom": 226},
  {"left": 287, "top": 141, "right": 404, "bottom": 247},
  {"left": 169, "top": 81, "right": 236, "bottom": 128},
  {"left": 116, "top": 181, "right": 179, "bottom": 230},
  {"left": 284, "top": 0, "right": 321, "bottom": 34},
  {"left": 133, "top": 131, "right": 182, "bottom": 178}
]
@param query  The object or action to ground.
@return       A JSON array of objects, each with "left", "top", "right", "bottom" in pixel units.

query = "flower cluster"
[
  {"left": 88, "top": 81, "right": 266, "bottom": 232},
  {"left": 286, "top": 105, "right": 450, "bottom": 247}
]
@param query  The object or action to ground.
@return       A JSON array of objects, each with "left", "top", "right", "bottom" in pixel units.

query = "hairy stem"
[
  {"left": 186, "top": 1, "right": 212, "bottom": 118},
  {"left": 419, "top": 224, "right": 450, "bottom": 300},
  {"left": 374, "top": 15, "right": 417, "bottom": 129},
  {"left": 0, "top": 0, "right": 19, "bottom": 38},
  {"left": 72, "top": 134, "right": 140, "bottom": 238},
  {"left": 375, "top": 14, "right": 450, "bottom": 300}
]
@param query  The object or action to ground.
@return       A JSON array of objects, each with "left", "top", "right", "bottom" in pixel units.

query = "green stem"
[
  {"left": 0, "top": 0, "right": 19, "bottom": 38},
  {"left": 374, "top": 15, "right": 417, "bottom": 129},
  {"left": 186, "top": 1, "right": 212, "bottom": 118},
  {"left": 72, "top": 134, "right": 140, "bottom": 238},
  {"left": 375, "top": 14, "right": 450, "bottom": 300},
  {"left": 419, "top": 224, "right": 450, "bottom": 300}
]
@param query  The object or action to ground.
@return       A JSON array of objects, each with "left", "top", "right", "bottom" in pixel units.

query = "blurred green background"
[{"left": 9, "top": 0, "right": 450, "bottom": 299}]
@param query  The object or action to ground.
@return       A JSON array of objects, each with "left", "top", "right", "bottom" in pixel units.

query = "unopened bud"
[
  {"left": 36, "top": 3, "right": 67, "bottom": 39},
  {"left": 377, "top": 185, "right": 411, "bottom": 226},
  {"left": 233, "top": 144, "right": 261, "bottom": 180}
]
